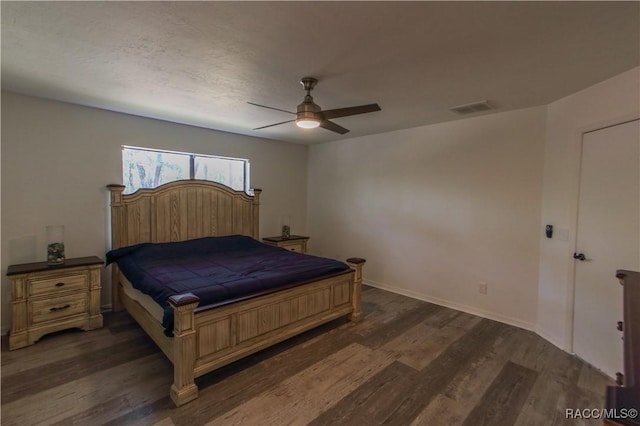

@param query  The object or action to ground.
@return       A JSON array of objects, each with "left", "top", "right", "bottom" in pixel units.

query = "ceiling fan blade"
[
  {"left": 320, "top": 103, "right": 381, "bottom": 120},
  {"left": 319, "top": 120, "right": 350, "bottom": 135},
  {"left": 247, "top": 102, "right": 296, "bottom": 115},
  {"left": 253, "top": 119, "right": 296, "bottom": 130}
]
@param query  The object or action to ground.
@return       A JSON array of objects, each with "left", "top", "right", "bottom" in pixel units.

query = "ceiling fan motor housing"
[{"left": 297, "top": 96, "right": 321, "bottom": 120}]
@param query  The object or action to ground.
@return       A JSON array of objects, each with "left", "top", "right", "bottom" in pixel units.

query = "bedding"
[{"left": 106, "top": 235, "right": 351, "bottom": 333}]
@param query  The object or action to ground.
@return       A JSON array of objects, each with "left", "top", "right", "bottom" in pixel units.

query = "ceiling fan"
[{"left": 248, "top": 77, "right": 381, "bottom": 135}]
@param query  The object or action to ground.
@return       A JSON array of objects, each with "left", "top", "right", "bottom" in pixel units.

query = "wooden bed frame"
[{"left": 107, "top": 180, "right": 364, "bottom": 406}]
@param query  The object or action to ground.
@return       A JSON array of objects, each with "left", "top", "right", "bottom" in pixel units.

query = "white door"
[{"left": 573, "top": 119, "right": 639, "bottom": 378}]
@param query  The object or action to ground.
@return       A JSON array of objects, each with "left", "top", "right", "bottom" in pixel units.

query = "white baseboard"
[
  {"left": 535, "top": 324, "right": 566, "bottom": 351},
  {"left": 364, "top": 279, "right": 536, "bottom": 332}
]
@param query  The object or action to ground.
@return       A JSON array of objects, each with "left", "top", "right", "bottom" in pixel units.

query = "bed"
[{"left": 106, "top": 180, "right": 365, "bottom": 406}]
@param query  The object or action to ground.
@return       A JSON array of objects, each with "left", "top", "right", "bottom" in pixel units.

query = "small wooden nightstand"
[
  {"left": 7, "top": 256, "right": 104, "bottom": 350},
  {"left": 262, "top": 235, "right": 309, "bottom": 254}
]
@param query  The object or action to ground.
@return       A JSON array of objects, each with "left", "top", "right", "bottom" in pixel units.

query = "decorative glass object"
[
  {"left": 282, "top": 225, "right": 291, "bottom": 239},
  {"left": 46, "top": 225, "right": 65, "bottom": 265}
]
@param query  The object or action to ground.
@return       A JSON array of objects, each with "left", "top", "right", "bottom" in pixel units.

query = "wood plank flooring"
[{"left": 1, "top": 286, "right": 613, "bottom": 425}]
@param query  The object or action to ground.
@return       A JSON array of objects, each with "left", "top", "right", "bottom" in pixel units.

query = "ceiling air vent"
[{"left": 448, "top": 100, "right": 494, "bottom": 115}]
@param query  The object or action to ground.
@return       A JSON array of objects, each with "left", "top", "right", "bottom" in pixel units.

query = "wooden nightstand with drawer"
[
  {"left": 262, "top": 235, "right": 309, "bottom": 254},
  {"left": 7, "top": 256, "right": 103, "bottom": 350}
]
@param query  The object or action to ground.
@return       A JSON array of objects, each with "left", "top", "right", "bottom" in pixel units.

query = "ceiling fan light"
[{"left": 296, "top": 118, "right": 320, "bottom": 129}]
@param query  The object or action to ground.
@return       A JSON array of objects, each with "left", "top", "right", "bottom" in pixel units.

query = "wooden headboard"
[{"left": 107, "top": 180, "right": 262, "bottom": 250}]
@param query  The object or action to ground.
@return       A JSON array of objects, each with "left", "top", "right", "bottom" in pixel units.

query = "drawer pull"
[
  {"left": 50, "top": 304, "right": 71, "bottom": 312},
  {"left": 55, "top": 282, "right": 65, "bottom": 287}
]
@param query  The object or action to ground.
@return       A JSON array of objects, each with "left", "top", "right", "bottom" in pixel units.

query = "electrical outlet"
[{"left": 479, "top": 282, "right": 488, "bottom": 295}]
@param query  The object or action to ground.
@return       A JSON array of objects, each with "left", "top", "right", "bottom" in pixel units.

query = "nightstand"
[
  {"left": 7, "top": 256, "right": 103, "bottom": 350},
  {"left": 262, "top": 235, "right": 309, "bottom": 254}
]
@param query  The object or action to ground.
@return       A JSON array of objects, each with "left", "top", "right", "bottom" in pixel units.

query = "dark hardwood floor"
[{"left": 1, "top": 286, "right": 612, "bottom": 425}]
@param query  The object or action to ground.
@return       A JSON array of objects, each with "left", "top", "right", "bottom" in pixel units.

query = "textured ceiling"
[{"left": 2, "top": 1, "right": 639, "bottom": 144}]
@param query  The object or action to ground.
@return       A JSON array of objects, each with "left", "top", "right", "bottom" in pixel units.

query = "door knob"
[{"left": 573, "top": 252, "right": 586, "bottom": 261}]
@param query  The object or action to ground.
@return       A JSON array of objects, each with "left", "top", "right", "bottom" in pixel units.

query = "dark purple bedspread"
[{"left": 106, "top": 235, "right": 350, "bottom": 333}]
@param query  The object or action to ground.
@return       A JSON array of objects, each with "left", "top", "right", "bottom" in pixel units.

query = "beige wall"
[
  {"left": 1, "top": 92, "right": 309, "bottom": 332},
  {"left": 537, "top": 67, "right": 640, "bottom": 350},
  {"left": 307, "top": 106, "right": 547, "bottom": 329}
]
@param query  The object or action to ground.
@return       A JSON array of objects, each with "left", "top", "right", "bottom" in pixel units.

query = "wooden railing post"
[
  {"left": 168, "top": 293, "right": 200, "bottom": 406},
  {"left": 346, "top": 258, "right": 366, "bottom": 322}
]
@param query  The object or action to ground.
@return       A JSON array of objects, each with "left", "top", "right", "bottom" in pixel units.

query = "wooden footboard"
[
  {"left": 167, "top": 259, "right": 365, "bottom": 406},
  {"left": 114, "top": 259, "right": 365, "bottom": 406}
]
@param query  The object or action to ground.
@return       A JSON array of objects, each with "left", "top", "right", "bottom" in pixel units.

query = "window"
[{"left": 122, "top": 146, "right": 250, "bottom": 194}]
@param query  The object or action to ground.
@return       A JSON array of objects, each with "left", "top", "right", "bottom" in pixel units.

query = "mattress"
[
  {"left": 106, "top": 235, "right": 351, "bottom": 333},
  {"left": 121, "top": 275, "right": 164, "bottom": 323}
]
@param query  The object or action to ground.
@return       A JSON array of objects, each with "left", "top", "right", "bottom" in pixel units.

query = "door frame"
[{"left": 568, "top": 117, "right": 640, "bottom": 356}]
